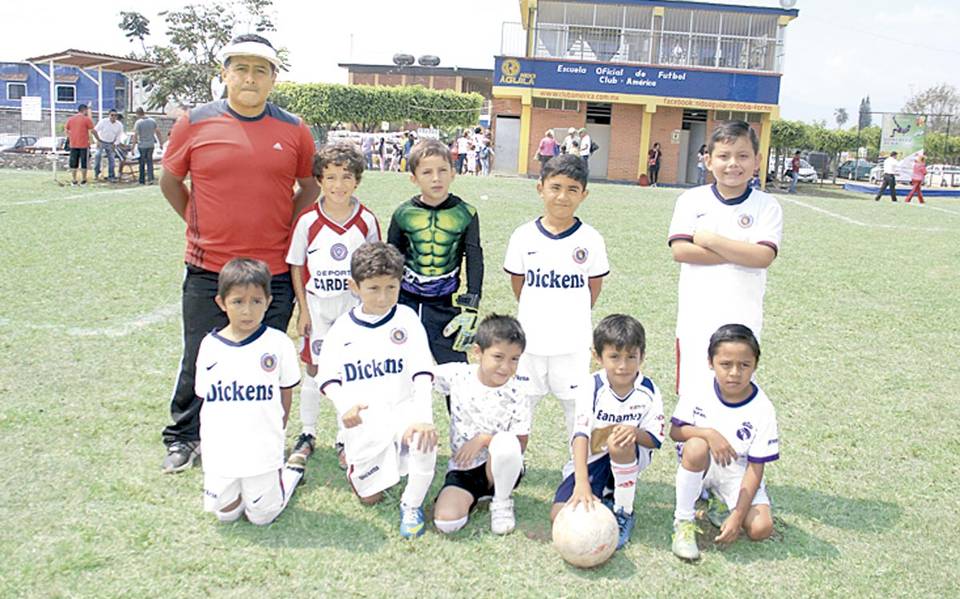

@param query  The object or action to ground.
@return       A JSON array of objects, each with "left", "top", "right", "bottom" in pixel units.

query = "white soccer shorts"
[
  {"left": 346, "top": 427, "right": 425, "bottom": 499},
  {"left": 702, "top": 460, "right": 770, "bottom": 510},
  {"left": 300, "top": 292, "right": 358, "bottom": 364},
  {"left": 203, "top": 469, "right": 287, "bottom": 525},
  {"left": 518, "top": 350, "right": 591, "bottom": 401}
]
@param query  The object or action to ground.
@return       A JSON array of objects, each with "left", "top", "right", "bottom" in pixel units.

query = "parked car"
[
  {"left": 783, "top": 158, "right": 818, "bottom": 183},
  {"left": 31, "top": 136, "right": 68, "bottom": 153},
  {"left": 868, "top": 164, "right": 911, "bottom": 185},
  {"left": 837, "top": 159, "right": 874, "bottom": 181},
  {"left": 0, "top": 134, "right": 38, "bottom": 152}
]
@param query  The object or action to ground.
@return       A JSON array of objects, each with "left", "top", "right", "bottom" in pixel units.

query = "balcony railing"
[{"left": 501, "top": 22, "right": 782, "bottom": 73}]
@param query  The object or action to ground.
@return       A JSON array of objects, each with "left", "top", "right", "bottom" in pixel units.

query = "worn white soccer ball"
[{"left": 552, "top": 503, "right": 618, "bottom": 568}]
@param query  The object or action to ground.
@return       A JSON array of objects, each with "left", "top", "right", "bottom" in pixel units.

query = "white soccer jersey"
[
  {"left": 563, "top": 370, "right": 665, "bottom": 478},
  {"left": 671, "top": 379, "right": 780, "bottom": 470},
  {"left": 668, "top": 185, "right": 783, "bottom": 340},
  {"left": 317, "top": 304, "right": 434, "bottom": 463},
  {"left": 504, "top": 218, "right": 609, "bottom": 356},
  {"left": 286, "top": 199, "right": 381, "bottom": 299},
  {"left": 434, "top": 363, "right": 531, "bottom": 472},
  {"left": 196, "top": 325, "right": 300, "bottom": 478}
]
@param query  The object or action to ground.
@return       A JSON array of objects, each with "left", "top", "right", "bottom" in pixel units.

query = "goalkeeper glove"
[{"left": 442, "top": 293, "right": 480, "bottom": 353}]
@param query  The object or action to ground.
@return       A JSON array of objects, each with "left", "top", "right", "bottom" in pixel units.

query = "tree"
[
  {"left": 834, "top": 107, "right": 848, "bottom": 130},
  {"left": 903, "top": 83, "right": 959, "bottom": 134},
  {"left": 118, "top": 1, "right": 283, "bottom": 110},
  {"left": 770, "top": 119, "right": 808, "bottom": 176},
  {"left": 119, "top": 11, "right": 151, "bottom": 55},
  {"left": 858, "top": 96, "right": 872, "bottom": 130}
]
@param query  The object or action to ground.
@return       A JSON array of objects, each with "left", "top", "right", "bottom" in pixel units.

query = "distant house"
[{"left": 1, "top": 63, "right": 127, "bottom": 112}]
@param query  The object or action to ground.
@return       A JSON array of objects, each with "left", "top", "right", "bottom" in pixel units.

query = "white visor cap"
[{"left": 219, "top": 40, "right": 281, "bottom": 70}]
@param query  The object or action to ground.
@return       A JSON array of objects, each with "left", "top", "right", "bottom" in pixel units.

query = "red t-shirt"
[
  {"left": 65, "top": 113, "right": 95, "bottom": 149},
  {"left": 162, "top": 100, "right": 315, "bottom": 274}
]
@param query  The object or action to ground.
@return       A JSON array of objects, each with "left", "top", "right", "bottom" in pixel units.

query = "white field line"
[
  {"left": 780, "top": 196, "right": 952, "bottom": 232},
  {"left": 1, "top": 303, "right": 179, "bottom": 338},
  {"left": 8, "top": 187, "right": 143, "bottom": 207}
]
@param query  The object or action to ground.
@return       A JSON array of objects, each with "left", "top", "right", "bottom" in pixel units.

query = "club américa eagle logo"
[
  {"left": 572, "top": 247, "right": 589, "bottom": 264},
  {"left": 330, "top": 243, "right": 349, "bottom": 261},
  {"left": 735, "top": 421, "right": 754, "bottom": 441},
  {"left": 311, "top": 339, "right": 323, "bottom": 356},
  {"left": 390, "top": 327, "right": 407, "bottom": 344},
  {"left": 261, "top": 353, "right": 278, "bottom": 372},
  {"left": 738, "top": 213, "right": 754, "bottom": 228}
]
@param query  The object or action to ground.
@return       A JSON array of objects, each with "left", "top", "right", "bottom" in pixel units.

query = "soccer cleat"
[
  {"left": 286, "top": 433, "right": 315, "bottom": 469},
  {"left": 672, "top": 520, "right": 701, "bottom": 561},
  {"left": 489, "top": 498, "right": 516, "bottom": 535},
  {"left": 399, "top": 503, "right": 426, "bottom": 538},
  {"left": 614, "top": 507, "right": 635, "bottom": 549},
  {"left": 162, "top": 440, "right": 200, "bottom": 474},
  {"left": 705, "top": 493, "right": 730, "bottom": 529}
]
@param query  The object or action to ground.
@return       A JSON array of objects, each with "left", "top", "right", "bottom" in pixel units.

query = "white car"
[
  {"left": 869, "top": 165, "right": 912, "bottom": 185},
  {"left": 783, "top": 158, "right": 818, "bottom": 183}
]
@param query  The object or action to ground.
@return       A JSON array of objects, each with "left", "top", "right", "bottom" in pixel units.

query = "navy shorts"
[{"left": 553, "top": 454, "right": 615, "bottom": 504}]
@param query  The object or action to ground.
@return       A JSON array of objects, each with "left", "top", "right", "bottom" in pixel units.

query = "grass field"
[{"left": 1, "top": 168, "right": 959, "bottom": 597}]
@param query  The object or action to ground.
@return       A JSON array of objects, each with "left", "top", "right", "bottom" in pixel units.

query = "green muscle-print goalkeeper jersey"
[{"left": 387, "top": 194, "right": 484, "bottom": 300}]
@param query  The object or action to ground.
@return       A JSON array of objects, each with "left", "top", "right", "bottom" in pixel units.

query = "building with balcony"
[{"left": 491, "top": 0, "right": 798, "bottom": 184}]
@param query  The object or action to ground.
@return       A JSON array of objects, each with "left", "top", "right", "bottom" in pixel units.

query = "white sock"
[
  {"left": 400, "top": 434, "right": 437, "bottom": 508},
  {"left": 434, "top": 516, "right": 468, "bottom": 534},
  {"left": 281, "top": 466, "right": 304, "bottom": 508},
  {"left": 611, "top": 458, "right": 640, "bottom": 514},
  {"left": 299, "top": 374, "right": 321, "bottom": 437},
  {"left": 489, "top": 432, "right": 522, "bottom": 502},
  {"left": 674, "top": 465, "right": 703, "bottom": 521}
]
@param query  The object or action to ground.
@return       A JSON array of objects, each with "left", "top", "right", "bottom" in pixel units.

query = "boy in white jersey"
[
  {"left": 316, "top": 242, "right": 438, "bottom": 538},
  {"left": 433, "top": 315, "right": 529, "bottom": 536},
  {"left": 504, "top": 154, "right": 609, "bottom": 437},
  {"left": 550, "top": 315, "right": 664, "bottom": 550},
  {"left": 670, "top": 324, "right": 779, "bottom": 561},
  {"left": 286, "top": 142, "right": 381, "bottom": 469},
  {"left": 668, "top": 121, "right": 782, "bottom": 401},
  {"left": 196, "top": 258, "right": 303, "bottom": 525}
]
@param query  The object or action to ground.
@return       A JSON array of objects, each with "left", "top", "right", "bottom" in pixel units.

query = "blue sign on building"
[{"left": 494, "top": 56, "right": 781, "bottom": 105}]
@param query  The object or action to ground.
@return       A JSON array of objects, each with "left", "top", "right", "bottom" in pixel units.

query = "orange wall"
[
  {"left": 607, "top": 103, "right": 644, "bottom": 181},
  {"left": 528, "top": 105, "right": 585, "bottom": 175}
]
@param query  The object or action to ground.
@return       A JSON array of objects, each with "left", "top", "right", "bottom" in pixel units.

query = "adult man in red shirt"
[
  {"left": 65, "top": 104, "right": 98, "bottom": 185},
  {"left": 160, "top": 34, "right": 321, "bottom": 473}
]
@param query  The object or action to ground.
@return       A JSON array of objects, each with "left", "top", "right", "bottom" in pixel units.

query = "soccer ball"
[{"left": 552, "top": 503, "right": 618, "bottom": 568}]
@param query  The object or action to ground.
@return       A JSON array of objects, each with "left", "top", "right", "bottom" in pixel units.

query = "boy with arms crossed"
[
  {"left": 670, "top": 324, "right": 779, "bottom": 560},
  {"left": 433, "top": 315, "right": 529, "bottom": 536},
  {"left": 668, "top": 121, "right": 782, "bottom": 401},
  {"left": 504, "top": 154, "right": 609, "bottom": 436},
  {"left": 196, "top": 258, "right": 303, "bottom": 525},
  {"left": 286, "top": 142, "right": 381, "bottom": 468},
  {"left": 388, "top": 139, "right": 484, "bottom": 366},
  {"left": 316, "top": 242, "right": 437, "bottom": 538},
  {"left": 551, "top": 315, "right": 664, "bottom": 550}
]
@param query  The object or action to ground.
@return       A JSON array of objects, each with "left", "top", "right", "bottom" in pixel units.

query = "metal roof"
[{"left": 23, "top": 49, "right": 161, "bottom": 74}]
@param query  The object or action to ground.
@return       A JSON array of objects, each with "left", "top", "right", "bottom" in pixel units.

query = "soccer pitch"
[{"left": 1, "top": 169, "right": 958, "bottom": 597}]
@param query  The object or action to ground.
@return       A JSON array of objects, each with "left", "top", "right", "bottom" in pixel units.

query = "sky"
[{"left": 2, "top": 0, "right": 958, "bottom": 125}]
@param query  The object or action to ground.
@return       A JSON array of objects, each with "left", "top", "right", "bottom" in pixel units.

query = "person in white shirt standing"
[
  {"left": 875, "top": 151, "right": 899, "bottom": 202},
  {"left": 94, "top": 109, "right": 124, "bottom": 182},
  {"left": 578, "top": 127, "right": 592, "bottom": 179}
]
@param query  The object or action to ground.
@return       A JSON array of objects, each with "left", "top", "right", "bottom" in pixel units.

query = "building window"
[
  {"left": 55, "top": 85, "right": 76, "bottom": 103},
  {"left": 533, "top": 97, "right": 579, "bottom": 111},
  {"left": 115, "top": 87, "right": 126, "bottom": 110},
  {"left": 714, "top": 110, "right": 762, "bottom": 123},
  {"left": 6, "top": 82, "right": 27, "bottom": 100}
]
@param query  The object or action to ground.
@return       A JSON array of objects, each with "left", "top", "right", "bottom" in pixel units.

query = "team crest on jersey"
[
  {"left": 572, "top": 247, "right": 588, "bottom": 264},
  {"left": 330, "top": 243, "right": 349, "bottom": 261},
  {"left": 736, "top": 421, "right": 754, "bottom": 441},
  {"left": 311, "top": 339, "right": 323, "bottom": 356},
  {"left": 738, "top": 214, "right": 754, "bottom": 228},
  {"left": 390, "top": 327, "right": 407, "bottom": 344},
  {"left": 261, "top": 353, "right": 278, "bottom": 373}
]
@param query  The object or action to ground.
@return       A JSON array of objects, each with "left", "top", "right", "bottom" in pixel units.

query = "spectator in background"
[
  {"left": 578, "top": 127, "right": 592, "bottom": 178},
  {"left": 456, "top": 131, "right": 470, "bottom": 174},
  {"left": 378, "top": 136, "right": 386, "bottom": 172},
  {"left": 362, "top": 134, "right": 374, "bottom": 169},
  {"left": 788, "top": 150, "right": 801, "bottom": 194},
  {"left": 875, "top": 151, "right": 900, "bottom": 202},
  {"left": 65, "top": 104, "right": 98, "bottom": 186},
  {"left": 479, "top": 137, "right": 493, "bottom": 176},
  {"left": 536, "top": 130, "right": 557, "bottom": 173},
  {"left": 696, "top": 144, "right": 708, "bottom": 185},
  {"left": 131, "top": 107, "right": 163, "bottom": 185},
  {"left": 562, "top": 127, "right": 579, "bottom": 155},
  {"left": 648, "top": 142, "right": 662, "bottom": 187},
  {"left": 905, "top": 154, "right": 926, "bottom": 204},
  {"left": 94, "top": 109, "right": 124, "bottom": 182}
]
